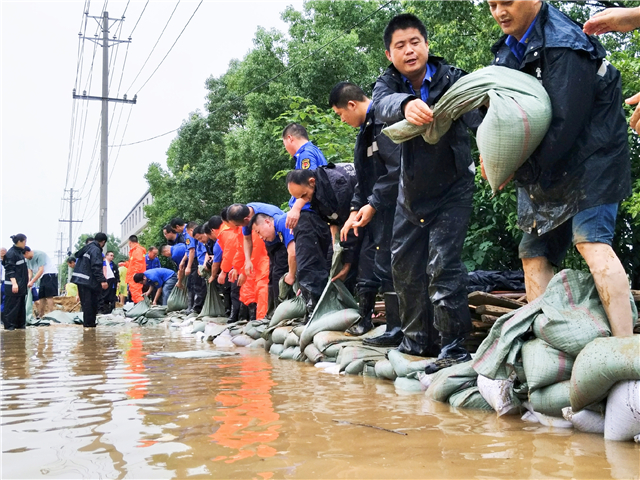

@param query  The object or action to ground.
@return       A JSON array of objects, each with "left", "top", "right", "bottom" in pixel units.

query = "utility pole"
[
  {"left": 59, "top": 188, "right": 82, "bottom": 256},
  {"left": 73, "top": 11, "right": 136, "bottom": 234},
  {"left": 55, "top": 232, "right": 65, "bottom": 294}
]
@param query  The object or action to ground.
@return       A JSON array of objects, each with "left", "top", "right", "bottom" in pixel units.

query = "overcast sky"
[{"left": 1, "top": 0, "right": 302, "bottom": 262}]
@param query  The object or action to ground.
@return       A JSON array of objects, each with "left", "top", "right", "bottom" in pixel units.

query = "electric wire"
[{"left": 128, "top": 0, "right": 149, "bottom": 38}]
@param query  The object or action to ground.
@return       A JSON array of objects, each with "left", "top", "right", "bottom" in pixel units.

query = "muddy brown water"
[{"left": 1, "top": 326, "right": 638, "bottom": 479}]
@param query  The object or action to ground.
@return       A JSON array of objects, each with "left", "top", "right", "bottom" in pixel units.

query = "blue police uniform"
[
  {"left": 195, "top": 240, "right": 207, "bottom": 266},
  {"left": 287, "top": 141, "right": 328, "bottom": 210},
  {"left": 145, "top": 254, "right": 161, "bottom": 270},
  {"left": 144, "top": 268, "right": 177, "bottom": 306},
  {"left": 170, "top": 243, "right": 188, "bottom": 266},
  {"left": 244, "top": 203, "right": 284, "bottom": 236}
]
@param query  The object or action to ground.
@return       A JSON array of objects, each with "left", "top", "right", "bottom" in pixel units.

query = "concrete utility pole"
[
  {"left": 59, "top": 188, "right": 82, "bottom": 256},
  {"left": 73, "top": 11, "right": 136, "bottom": 234},
  {"left": 55, "top": 232, "right": 65, "bottom": 294}
]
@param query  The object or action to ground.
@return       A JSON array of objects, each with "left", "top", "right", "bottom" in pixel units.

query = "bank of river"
[{"left": 1, "top": 325, "right": 638, "bottom": 479}]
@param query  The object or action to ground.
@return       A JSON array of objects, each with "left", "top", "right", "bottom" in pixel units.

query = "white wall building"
[{"left": 120, "top": 189, "right": 153, "bottom": 256}]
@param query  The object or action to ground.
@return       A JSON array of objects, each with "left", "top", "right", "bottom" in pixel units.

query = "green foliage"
[{"left": 73, "top": 233, "right": 127, "bottom": 263}]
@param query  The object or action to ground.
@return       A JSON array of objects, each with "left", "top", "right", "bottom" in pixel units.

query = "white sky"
[{"left": 1, "top": 0, "right": 302, "bottom": 262}]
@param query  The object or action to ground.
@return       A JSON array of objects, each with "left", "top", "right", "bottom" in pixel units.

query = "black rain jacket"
[
  {"left": 491, "top": 2, "right": 631, "bottom": 234},
  {"left": 71, "top": 241, "right": 107, "bottom": 291},
  {"left": 3, "top": 246, "right": 28, "bottom": 296},
  {"left": 372, "top": 56, "right": 481, "bottom": 226}
]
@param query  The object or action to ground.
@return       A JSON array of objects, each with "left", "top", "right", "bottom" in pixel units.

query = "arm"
[
  {"left": 583, "top": 6, "right": 640, "bottom": 35},
  {"left": 516, "top": 49, "right": 597, "bottom": 185},
  {"left": 209, "top": 262, "right": 221, "bottom": 283},
  {"left": 4, "top": 254, "right": 20, "bottom": 293},
  {"left": 153, "top": 286, "right": 162, "bottom": 305},
  {"left": 91, "top": 249, "right": 108, "bottom": 288},
  {"left": 372, "top": 76, "right": 416, "bottom": 125},
  {"left": 367, "top": 129, "right": 401, "bottom": 213},
  {"left": 285, "top": 198, "right": 307, "bottom": 230},
  {"left": 28, "top": 266, "right": 44, "bottom": 288},
  {"left": 285, "top": 241, "right": 297, "bottom": 285},
  {"left": 243, "top": 234, "right": 254, "bottom": 275},
  {"left": 185, "top": 248, "right": 195, "bottom": 276}
]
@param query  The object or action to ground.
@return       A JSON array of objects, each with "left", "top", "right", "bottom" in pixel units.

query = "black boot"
[
  {"left": 238, "top": 303, "right": 249, "bottom": 322},
  {"left": 346, "top": 291, "right": 375, "bottom": 336},
  {"left": 300, "top": 288, "right": 319, "bottom": 324},
  {"left": 228, "top": 301, "right": 239, "bottom": 323},
  {"left": 363, "top": 292, "right": 403, "bottom": 347},
  {"left": 248, "top": 302, "right": 257, "bottom": 321},
  {"left": 424, "top": 335, "right": 472, "bottom": 374}
]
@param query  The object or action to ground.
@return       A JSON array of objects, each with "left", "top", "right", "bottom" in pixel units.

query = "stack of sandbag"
[
  {"left": 382, "top": 65, "right": 552, "bottom": 193},
  {"left": 467, "top": 291, "right": 526, "bottom": 352},
  {"left": 425, "top": 269, "right": 640, "bottom": 441}
]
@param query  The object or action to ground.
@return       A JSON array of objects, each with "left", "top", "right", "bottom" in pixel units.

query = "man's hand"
[
  {"left": 480, "top": 155, "right": 512, "bottom": 190},
  {"left": 285, "top": 207, "right": 301, "bottom": 230},
  {"left": 626, "top": 92, "right": 640, "bottom": 135},
  {"left": 27, "top": 280, "right": 34, "bottom": 289},
  {"left": 237, "top": 272, "right": 247, "bottom": 287},
  {"left": 217, "top": 270, "right": 226, "bottom": 285},
  {"left": 331, "top": 263, "right": 351, "bottom": 283},
  {"left": 185, "top": 266, "right": 191, "bottom": 277},
  {"left": 244, "top": 259, "right": 254, "bottom": 276},
  {"left": 101, "top": 282, "right": 108, "bottom": 290},
  {"left": 330, "top": 224, "right": 339, "bottom": 242},
  {"left": 208, "top": 274, "right": 214, "bottom": 284},
  {"left": 284, "top": 271, "right": 295, "bottom": 286},
  {"left": 12, "top": 284, "right": 19, "bottom": 294},
  {"left": 403, "top": 99, "right": 434, "bottom": 126},
  {"left": 340, "top": 211, "right": 358, "bottom": 242},
  {"left": 352, "top": 204, "right": 376, "bottom": 231},
  {"left": 152, "top": 300, "right": 157, "bottom": 306},
  {"left": 583, "top": 7, "right": 640, "bottom": 35},
  {"left": 228, "top": 269, "right": 238, "bottom": 283}
]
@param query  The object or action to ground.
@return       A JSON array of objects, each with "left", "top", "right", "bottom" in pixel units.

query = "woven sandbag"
[
  {"left": 145, "top": 305, "right": 168, "bottom": 318},
  {"left": 394, "top": 377, "right": 425, "bottom": 392},
  {"left": 522, "top": 338, "right": 574, "bottom": 392},
  {"left": 604, "top": 380, "right": 640, "bottom": 441},
  {"left": 125, "top": 296, "right": 151, "bottom": 318},
  {"left": 299, "top": 309, "right": 360, "bottom": 352},
  {"left": 570, "top": 336, "right": 640, "bottom": 412},
  {"left": 269, "top": 343, "right": 285, "bottom": 356},
  {"left": 449, "top": 386, "right": 493, "bottom": 411},
  {"left": 375, "top": 359, "right": 397, "bottom": 381},
  {"left": 198, "top": 282, "right": 226, "bottom": 318},
  {"left": 269, "top": 295, "right": 306, "bottom": 327},
  {"left": 272, "top": 326, "right": 294, "bottom": 345},
  {"left": 529, "top": 380, "right": 571, "bottom": 417},
  {"left": 383, "top": 66, "right": 552, "bottom": 193},
  {"left": 303, "top": 344, "right": 324, "bottom": 363},
  {"left": 166, "top": 285, "right": 188, "bottom": 312},
  {"left": 388, "top": 349, "right": 433, "bottom": 378},
  {"left": 426, "top": 361, "right": 478, "bottom": 403}
]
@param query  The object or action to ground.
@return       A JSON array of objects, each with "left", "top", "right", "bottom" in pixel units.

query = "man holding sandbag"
[
  {"left": 373, "top": 14, "right": 483, "bottom": 368},
  {"left": 488, "top": 1, "right": 634, "bottom": 337}
]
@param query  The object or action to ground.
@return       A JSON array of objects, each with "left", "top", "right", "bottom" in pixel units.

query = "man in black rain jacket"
[{"left": 71, "top": 232, "right": 108, "bottom": 327}]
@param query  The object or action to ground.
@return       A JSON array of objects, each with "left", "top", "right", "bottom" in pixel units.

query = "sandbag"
[
  {"left": 269, "top": 295, "right": 306, "bottom": 327},
  {"left": 269, "top": 343, "right": 285, "bottom": 356},
  {"left": 190, "top": 321, "right": 206, "bottom": 334},
  {"left": 387, "top": 349, "right": 433, "bottom": 378},
  {"left": 522, "top": 402, "right": 573, "bottom": 429},
  {"left": 280, "top": 346, "right": 304, "bottom": 361},
  {"left": 198, "top": 282, "right": 226, "bottom": 318},
  {"left": 337, "top": 345, "right": 388, "bottom": 372},
  {"left": 248, "top": 338, "right": 266, "bottom": 349},
  {"left": 146, "top": 305, "right": 168, "bottom": 318},
  {"left": 42, "top": 310, "right": 84, "bottom": 325},
  {"left": 382, "top": 66, "right": 552, "bottom": 193},
  {"left": 303, "top": 344, "right": 324, "bottom": 364},
  {"left": 375, "top": 359, "right": 397, "bottom": 381},
  {"left": 521, "top": 338, "right": 574, "bottom": 391},
  {"left": 570, "top": 336, "right": 640, "bottom": 411},
  {"left": 299, "top": 309, "right": 360, "bottom": 352},
  {"left": 213, "top": 331, "right": 235, "bottom": 348},
  {"left": 203, "top": 323, "right": 227, "bottom": 341},
  {"left": 166, "top": 285, "right": 188, "bottom": 312},
  {"left": 449, "top": 386, "right": 493, "bottom": 411},
  {"left": 272, "top": 326, "right": 294, "bottom": 345},
  {"left": 528, "top": 380, "right": 571, "bottom": 417},
  {"left": 562, "top": 407, "right": 604, "bottom": 434},
  {"left": 604, "top": 380, "right": 640, "bottom": 442},
  {"left": 284, "top": 331, "right": 300, "bottom": 348},
  {"left": 345, "top": 359, "right": 366, "bottom": 375},
  {"left": 394, "top": 377, "right": 425, "bottom": 393},
  {"left": 477, "top": 374, "right": 522, "bottom": 416},
  {"left": 125, "top": 297, "right": 151, "bottom": 318},
  {"left": 427, "top": 361, "right": 478, "bottom": 403},
  {"left": 232, "top": 334, "right": 253, "bottom": 347},
  {"left": 313, "top": 325, "right": 386, "bottom": 352}
]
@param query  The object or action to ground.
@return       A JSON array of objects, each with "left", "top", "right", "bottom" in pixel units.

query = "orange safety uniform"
[
  {"left": 126, "top": 243, "right": 147, "bottom": 303},
  {"left": 216, "top": 225, "right": 237, "bottom": 276},
  {"left": 234, "top": 230, "right": 269, "bottom": 319}
]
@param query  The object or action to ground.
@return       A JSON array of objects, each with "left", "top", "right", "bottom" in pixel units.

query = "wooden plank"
[
  {"left": 476, "top": 304, "right": 514, "bottom": 317},
  {"left": 480, "top": 314, "right": 499, "bottom": 324},
  {"left": 472, "top": 321, "right": 494, "bottom": 330},
  {"left": 468, "top": 291, "right": 525, "bottom": 309}
]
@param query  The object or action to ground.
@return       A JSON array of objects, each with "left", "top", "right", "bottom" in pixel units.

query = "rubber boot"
[
  {"left": 363, "top": 292, "right": 403, "bottom": 347},
  {"left": 424, "top": 335, "right": 472, "bottom": 374},
  {"left": 228, "top": 300, "right": 239, "bottom": 323},
  {"left": 248, "top": 302, "right": 257, "bottom": 321},
  {"left": 300, "top": 288, "right": 319, "bottom": 324},
  {"left": 346, "top": 291, "right": 375, "bottom": 336},
  {"left": 238, "top": 303, "right": 249, "bottom": 322}
]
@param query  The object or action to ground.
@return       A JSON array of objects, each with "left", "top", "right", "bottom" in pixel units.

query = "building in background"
[{"left": 120, "top": 190, "right": 153, "bottom": 256}]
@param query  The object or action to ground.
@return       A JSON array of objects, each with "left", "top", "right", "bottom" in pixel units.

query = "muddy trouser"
[
  {"left": 100, "top": 278, "right": 117, "bottom": 313},
  {"left": 187, "top": 267, "right": 207, "bottom": 313},
  {"left": 391, "top": 202, "right": 472, "bottom": 351},
  {"left": 267, "top": 242, "right": 289, "bottom": 316},
  {"left": 78, "top": 285, "right": 100, "bottom": 327},
  {"left": 294, "top": 210, "right": 332, "bottom": 299},
  {"left": 3, "top": 293, "right": 26, "bottom": 329}
]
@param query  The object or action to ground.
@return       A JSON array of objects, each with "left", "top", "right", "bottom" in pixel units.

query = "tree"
[{"left": 73, "top": 233, "right": 127, "bottom": 263}]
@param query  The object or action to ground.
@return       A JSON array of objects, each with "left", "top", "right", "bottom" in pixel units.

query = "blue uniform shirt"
[
  {"left": 195, "top": 239, "right": 207, "bottom": 265},
  {"left": 212, "top": 241, "right": 223, "bottom": 263},
  {"left": 145, "top": 254, "right": 161, "bottom": 270},
  {"left": 182, "top": 226, "right": 195, "bottom": 250},
  {"left": 244, "top": 202, "right": 284, "bottom": 236},
  {"left": 270, "top": 213, "right": 294, "bottom": 247},
  {"left": 144, "top": 268, "right": 175, "bottom": 288},
  {"left": 506, "top": 16, "right": 538, "bottom": 63},
  {"left": 288, "top": 141, "right": 328, "bottom": 210},
  {"left": 402, "top": 62, "right": 437, "bottom": 103},
  {"left": 170, "top": 243, "right": 187, "bottom": 266}
]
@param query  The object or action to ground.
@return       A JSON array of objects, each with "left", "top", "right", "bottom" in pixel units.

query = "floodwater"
[{"left": 1, "top": 326, "right": 638, "bottom": 479}]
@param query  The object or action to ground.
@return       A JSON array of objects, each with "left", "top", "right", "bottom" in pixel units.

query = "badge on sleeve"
[
  {"left": 278, "top": 232, "right": 283, "bottom": 243},
  {"left": 301, "top": 158, "right": 310, "bottom": 169},
  {"left": 186, "top": 238, "right": 191, "bottom": 246}
]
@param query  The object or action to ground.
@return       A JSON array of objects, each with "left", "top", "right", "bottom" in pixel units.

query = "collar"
[
  {"left": 401, "top": 61, "right": 436, "bottom": 98},
  {"left": 505, "top": 15, "right": 538, "bottom": 62},
  {"left": 294, "top": 141, "right": 311, "bottom": 157}
]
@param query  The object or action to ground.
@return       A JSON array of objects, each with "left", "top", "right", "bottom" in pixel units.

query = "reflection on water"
[{"left": 1, "top": 326, "right": 638, "bottom": 479}]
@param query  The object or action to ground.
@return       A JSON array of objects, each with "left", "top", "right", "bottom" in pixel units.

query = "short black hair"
[
  {"left": 133, "top": 273, "right": 145, "bottom": 283},
  {"left": 383, "top": 14, "right": 428, "bottom": 51},
  {"left": 186, "top": 221, "right": 198, "bottom": 231},
  {"left": 148, "top": 246, "right": 158, "bottom": 253},
  {"left": 106, "top": 251, "right": 115, "bottom": 255},
  {"left": 95, "top": 232, "right": 108, "bottom": 243},
  {"left": 282, "top": 123, "right": 309, "bottom": 140},
  {"left": 286, "top": 168, "right": 316, "bottom": 186},
  {"left": 329, "top": 82, "right": 368, "bottom": 108},
  {"left": 162, "top": 224, "right": 175, "bottom": 234},
  {"left": 85, "top": 237, "right": 95, "bottom": 244},
  {"left": 66, "top": 257, "right": 76, "bottom": 264},
  {"left": 207, "top": 215, "right": 223, "bottom": 231},
  {"left": 10, "top": 234, "right": 27, "bottom": 244},
  {"left": 227, "top": 204, "right": 251, "bottom": 223},
  {"left": 128, "top": 234, "right": 138, "bottom": 243},
  {"left": 251, "top": 212, "right": 273, "bottom": 228},
  {"left": 24, "top": 246, "right": 31, "bottom": 252},
  {"left": 193, "top": 225, "right": 205, "bottom": 236},
  {"left": 220, "top": 207, "right": 229, "bottom": 222},
  {"left": 170, "top": 218, "right": 186, "bottom": 228}
]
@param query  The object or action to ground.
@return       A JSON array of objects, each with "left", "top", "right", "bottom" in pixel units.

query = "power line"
[
  {"left": 109, "top": 127, "right": 177, "bottom": 147},
  {"left": 128, "top": 0, "right": 149, "bottom": 38},
  {"left": 125, "top": 1, "right": 181, "bottom": 94},
  {"left": 134, "top": 0, "right": 203, "bottom": 94}
]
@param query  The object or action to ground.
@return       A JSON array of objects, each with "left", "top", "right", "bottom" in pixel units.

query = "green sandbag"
[
  {"left": 388, "top": 349, "right": 433, "bottom": 378},
  {"left": 269, "top": 295, "right": 306, "bottom": 327},
  {"left": 304, "top": 344, "right": 324, "bottom": 363},
  {"left": 280, "top": 346, "right": 304, "bottom": 361},
  {"left": 166, "top": 285, "right": 188, "bottom": 313},
  {"left": 284, "top": 332, "right": 300, "bottom": 348},
  {"left": 449, "top": 386, "right": 493, "bottom": 410},
  {"left": 337, "top": 345, "right": 388, "bottom": 372},
  {"left": 191, "top": 321, "right": 206, "bottom": 334},
  {"left": 375, "top": 359, "right": 397, "bottom": 381},
  {"left": 383, "top": 66, "right": 552, "bottom": 193},
  {"left": 272, "top": 326, "right": 294, "bottom": 344},
  {"left": 146, "top": 305, "right": 168, "bottom": 318},
  {"left": 395, "top": 377, "right": 425, "bottom": 393},
  {"left": 529, "top": 381, "right": 571, "bottom": 417},
  {"left": 42, "top": 310, "right": 84, "bottom": 325},
  {"left": 427, "top": 361, "right": 478, "bottom": 403},
  {"left": 125, "top": 297, "right": 151, "bottom": 318},
  {"left": 570, "top": 336, "right": 640, "bottom": 412},
  {"left": 299, "top": 309, "right": 361, "bottom": 352},
  {"left": 198, "top": 282, "right": 226, "bottom": 318},
  {"left": 308, "top": 279, "right": 358, "bottom": 325},
  {"left": 269, "top": 343, "right": 285, "bottom": 356},
  {"left": 345, "top": 359, "right": 366, "bottom": 375},
  {"left": 313, "top": 326, "right": 386, "bottom": 352},
  {"left": 522, "top": 338, "right": 574, "bottom": 392}
]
